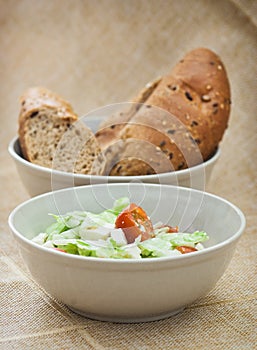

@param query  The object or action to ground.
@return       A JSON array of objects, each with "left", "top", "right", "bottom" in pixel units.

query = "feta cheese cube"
[{"left": 110, "top": 228, "right": 128, "bottom": 245}]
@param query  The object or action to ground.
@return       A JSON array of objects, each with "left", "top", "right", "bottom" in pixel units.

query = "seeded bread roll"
[
  {"left": 95, "top": 48, "right": 231, "bottom": 176},
  {"left": 18, "top": 87, "right": 101, "bottom": 174}
]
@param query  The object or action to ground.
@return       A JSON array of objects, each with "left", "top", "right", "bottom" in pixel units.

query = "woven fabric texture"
[{"left": 0, "top": 0, "right": 256, "bottom": 349}]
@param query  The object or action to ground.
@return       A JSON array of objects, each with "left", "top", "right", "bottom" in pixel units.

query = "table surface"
[{"left": 1, "top": 0, "right": 256, "bottom": 349}]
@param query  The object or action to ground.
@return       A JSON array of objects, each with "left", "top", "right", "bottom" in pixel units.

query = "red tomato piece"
[
  {"left": 157, "top": 224, "right": 179, "bottom": 233},
  {"left": 176, "top": 246, "right": 197, "bottom": 254},
  {"left": 52, "top": 247, "right": 66, "bottom": 253},
  {"left": 115, "top": 203, "right": 153, "bottom": 243},
  {"left": 166, "top": 225, "right": 179, "bottom": 233}
]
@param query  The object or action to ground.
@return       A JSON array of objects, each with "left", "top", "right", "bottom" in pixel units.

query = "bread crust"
[
  {"left": 19, "top": 86, "right": 75, "bottom": 120},
  {"left": 95, "top": 77, "right": 162, "bottom": 150}
]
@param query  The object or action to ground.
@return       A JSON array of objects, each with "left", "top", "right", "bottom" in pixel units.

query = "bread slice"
[{"left": 18, "top": 87, "right": 101, "bottom": 174}]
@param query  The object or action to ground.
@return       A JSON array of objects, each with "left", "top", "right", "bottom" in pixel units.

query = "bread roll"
[{"left": 95, "top": 48, "right": 231, "bottom": 175}]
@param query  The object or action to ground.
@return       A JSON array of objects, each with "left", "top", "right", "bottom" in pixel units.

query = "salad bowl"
[{"left": 8, "top": 183, "right": 245, "bottom": 322}]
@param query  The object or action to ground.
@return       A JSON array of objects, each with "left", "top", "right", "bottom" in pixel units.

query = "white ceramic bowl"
[
  {"left": 8, "top": 183, "right": 245, "bottom": 323},
  {"left": 8, "top": 133, "right": 220, "bottom": 197}
]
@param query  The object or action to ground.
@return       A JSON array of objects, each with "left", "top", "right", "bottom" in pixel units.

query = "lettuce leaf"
[
  {"left": 160, "top": 231, "right": 209, "bottom": 248},
  {"left": 34, "top": 197, "right": 130, "bottom": 243},
  {"left": 139, "top": 231, "right": 209, "bottom": 258},
  {"left": 53, "top": 237, "right": 140, "bottom": 259}
]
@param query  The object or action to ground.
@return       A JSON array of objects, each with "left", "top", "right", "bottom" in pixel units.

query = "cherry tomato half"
[
  {"left": 176, "top": 246, "right": 197, "bottom": 254},
  {"left": 115, "top": 203, "right": 154, "bottom": 243}
]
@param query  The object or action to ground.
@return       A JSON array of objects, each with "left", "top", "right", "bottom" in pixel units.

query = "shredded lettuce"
[
  {"left": 160, "top": 231, "right": 209, "bottom": 248},
  {"left": 51, "top": 238, "right": 141, "bottom": 259},
  {"left": 31, "top": 197, "right": 209, "bottom": 259},
  {"left": 139, "top": 231, "right": 208, "bottom": 258},
  {"left": 39, "top": 197, "right": 129, "bottom": 241}
]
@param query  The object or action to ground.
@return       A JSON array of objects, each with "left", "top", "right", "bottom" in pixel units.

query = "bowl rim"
[
  {"left": 8, "top": 136, "right": 220, "bottom": 180},
  {"left": 8, "top": 183, "right": 246, "bottom": 265}
]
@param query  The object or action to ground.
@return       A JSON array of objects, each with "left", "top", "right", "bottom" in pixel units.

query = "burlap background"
[{"left": 0, "top": 0, "right": 256, "bottom": 349}]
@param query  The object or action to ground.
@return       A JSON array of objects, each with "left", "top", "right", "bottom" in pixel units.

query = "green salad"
[{"left": 32, "top": 197, "right": 209, "bottom": 259}]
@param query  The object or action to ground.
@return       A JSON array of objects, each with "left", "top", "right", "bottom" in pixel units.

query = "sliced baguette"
[{"left": 18, "top": 87, "right": 101, "bottom": 174}]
